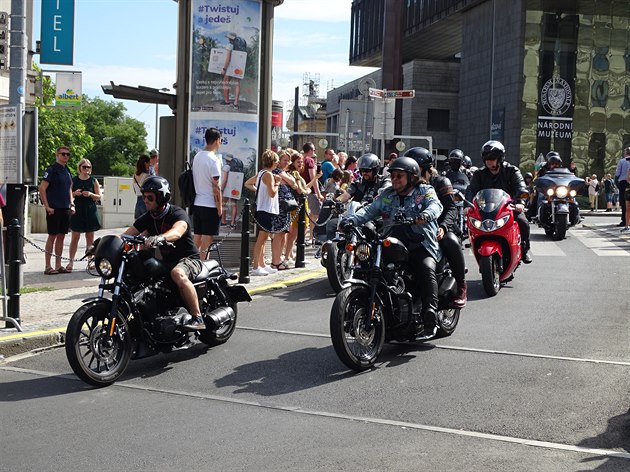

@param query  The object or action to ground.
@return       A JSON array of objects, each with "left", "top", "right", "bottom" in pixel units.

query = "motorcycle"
[
  {"left": 65, "top": 234, "right": 251, "bottom": 387},
  {"left": 466, "top": 188, "right": 527, "bottom": 297},
  {"left": 534, "top": 168, "right": 584, "bottom": 240},
  {"left": 329, "top": 212, "right": 461, "bottom": 371}
]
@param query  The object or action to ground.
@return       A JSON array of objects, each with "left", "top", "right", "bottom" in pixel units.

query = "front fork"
[
  {"left": 104, "top": 259, "right": 127, "bottom": 340},
  {"left": 365, "top": 245, "right": 383, "bottom": 329}
]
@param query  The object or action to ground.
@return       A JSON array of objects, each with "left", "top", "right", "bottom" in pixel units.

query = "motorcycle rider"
[
  {"left": 123, "top": 176, "right": 206, "bottom": 331},
  {"left": 342, "top": 156, "right": 443, "bottom": 337},
  {"left": 536, "top": 151, "right": 563, "bottom": 178},
  {"left": 407, "top": 147, "right": 467, "bottom": 308},
  {"left": 462, "top": 155, "right": 474, "bottom": 179},
  {"left": 465, "top": 140, "right": 532, "bottom": 264},
  {"left": 337, "top": 153, "right": 391, "bottom": 206},
  {"left": 444, "top": 148, "right": 470, "bottom": 194}
]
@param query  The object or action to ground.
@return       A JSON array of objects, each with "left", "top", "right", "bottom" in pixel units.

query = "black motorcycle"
[
  {"left": 329, "top": 214, "right": 461, "bottom": 371},
  {"left": 534, "top": 168, "right": 584, "bottom": 240},
  {"left": 65, "top": 234, "right": 251, "bottom": 387}
]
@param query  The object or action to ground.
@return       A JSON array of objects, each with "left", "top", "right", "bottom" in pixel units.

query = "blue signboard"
[{"left": 40, "top": 0, "right": 75, "bottom": 65}]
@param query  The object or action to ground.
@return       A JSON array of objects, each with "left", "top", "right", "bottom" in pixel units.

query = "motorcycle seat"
[{"left": 194, "top": 259, "right": 223, "bottom": 281}]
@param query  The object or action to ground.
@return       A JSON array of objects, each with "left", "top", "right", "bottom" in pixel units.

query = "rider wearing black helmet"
[
  {"left": 342, "top": 155, "right": 443, "bottom": 338},
  {"left": 537, "top": 151, "right": 563, "bottom": 178},
  {"left": 337, "top": 152, "right": 390, "bottom": 204},
  {"left": 466, "top": 140, "right": 532, "bottom": 264},
  {"left": 445, "top": 148, "right": 470, "bottom": 194},
  {"left": 123, "top": 176, "right": 206, "bottom": 331},
  {"left": 408, "top": 147, "right": 467, "bottom": 308}
]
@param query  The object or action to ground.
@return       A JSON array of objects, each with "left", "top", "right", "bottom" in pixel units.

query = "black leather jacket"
[
  {"left": 465, "top": 162, "right": 528, "bottom": 205},
  {"left": 444, "top": 169, "right": 470, "bottom": 194},
  {"left": 346, "top": 174, "right": 391, "bottom": 204},
  {"left": 431, "top": 175, "right": 459, "bottom": 234}
]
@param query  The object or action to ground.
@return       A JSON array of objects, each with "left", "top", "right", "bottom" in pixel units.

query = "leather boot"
[{"left": 452, "top": 281, "right": 467, "bottom": 308}]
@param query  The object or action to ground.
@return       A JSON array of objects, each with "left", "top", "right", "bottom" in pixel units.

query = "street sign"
[
  {"left": 368, "top": 87, "right": 383, "bottom": 98},
  {"left": 368, "top": 88, "right": 415, "bottom": 99}
]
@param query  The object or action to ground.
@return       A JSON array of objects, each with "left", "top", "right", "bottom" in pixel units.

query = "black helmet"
[
  {"left": 547, "top": 154, "right": 563, "bottom": 168},
  {"left": 388, "top": 156, "right": 420, "bottom": 181},
  {"left": 462, "top": 155, "right": 472, "bottom": 168},
  {"left": 357, "top": 153, "right": 380, "bottom": 171},
  {"left": 403, "top": 147, "right": 433, "bottom": 172},
  {"left": 448, "top": 149, "right": 464, "bottom": 171},
  {"left": 545, "top": 151, "right": 560, "bottom": 162},
  {"left": 481, "top": 140, "right": 505, "bottom": 164},
  {"left": 524, "top": 172, "right": 533, "bottom": 180},
  {"left": 141, "top": 175, "right": 171, "bottom": 206}
]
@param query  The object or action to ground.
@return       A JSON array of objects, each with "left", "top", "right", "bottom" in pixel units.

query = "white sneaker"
[
  {"left": 621, "top": 227, "right": 630, "bottom": 233},
  {"left": 264, "top": 265, "right": 278, "bottom": 273},
  {"left": 251, "top": 267, "right": 269, "bottom": 276}
]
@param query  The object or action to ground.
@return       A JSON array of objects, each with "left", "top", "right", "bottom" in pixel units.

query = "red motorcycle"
[{"left": 466, "top": 188, "right": 525, "bottom": 297}]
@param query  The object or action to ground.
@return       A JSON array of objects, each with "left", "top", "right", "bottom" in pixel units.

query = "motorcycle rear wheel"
[
  {"left": 330, "top": 286, "right": 385, "bottom": 371},
  {"left": 65, "top": 302, "right": 132, "bottom": 387},
  {"left": 480, "top": 254, "right": 500, "bottom": 297},
  {"left": 326, "top": 243, "right": 354, "bottom": 294},
  {"left": 197, "top": 302, "right": 238, "bottom": 346},
  {"left": 554, "top": 213, "right": 568, "bottom": 240}
]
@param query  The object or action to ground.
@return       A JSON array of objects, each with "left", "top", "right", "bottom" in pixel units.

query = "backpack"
[
  {"left": 178, "top": 161, "right": 196, "bottom": 207},
  {"left": 232, "top": 36, "right": 247, "bottom": 52}
]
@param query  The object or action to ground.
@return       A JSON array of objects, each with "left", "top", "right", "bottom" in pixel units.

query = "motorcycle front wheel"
[
  {"left": 480, "top": 254, "right": 500, "bottom": 297},
  {"left": 326, "top": 243, "right": 354, "bottom": 294},
  {"left": 330, "top": 286, "right": 385, "bottom": 371},
  {"left": 65, "top": 302, "right": 132, "bottom": 387},
  {"left": 554, "top": 213, "right": 568, "bottom": 240}
]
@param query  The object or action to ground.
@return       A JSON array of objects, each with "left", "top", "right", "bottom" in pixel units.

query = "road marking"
[
  {"left": 529, "top": 240, "right": 566, "bottom": 257},
  {"left": 238, "top": 326, "right": 630, "bottom": 366},
  {"left": 2, "top": 364, "right": 629, "bottom": 461},
  {"left": 573, "top": 230, "right": 630, "bottom": 256}
]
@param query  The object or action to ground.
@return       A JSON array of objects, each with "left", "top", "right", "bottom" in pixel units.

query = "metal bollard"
[
  {"left": 7, "top": 218, "right": 22, "bottom": 326},
  {"left": 295, "top": 195, "right": 306, "bottom": 268},
  {"left": 238, "top": 199, "right": 251, "bottom": 284}
]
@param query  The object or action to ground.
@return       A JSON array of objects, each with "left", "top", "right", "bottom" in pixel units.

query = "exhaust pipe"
[{"left": 206, "top": 306, "right": 235, "bottom": 329}]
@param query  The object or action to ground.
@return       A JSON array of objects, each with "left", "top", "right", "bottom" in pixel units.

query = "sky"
[{"left": 31, "top": 0, "right": 378, "bottom": 148}]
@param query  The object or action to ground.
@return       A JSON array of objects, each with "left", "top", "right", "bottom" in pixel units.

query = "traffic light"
[{"left": 0, "top": 12, "right": 7, "bottom": 71}]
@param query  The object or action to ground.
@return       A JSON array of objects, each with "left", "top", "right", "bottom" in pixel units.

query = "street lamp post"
[{"left": 155, "top": 87, "right": 170, "bottom": 148}]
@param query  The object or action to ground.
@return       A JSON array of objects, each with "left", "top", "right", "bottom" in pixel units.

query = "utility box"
[{"left": 102, "top": 177, "right": 135, "bottom": 229}]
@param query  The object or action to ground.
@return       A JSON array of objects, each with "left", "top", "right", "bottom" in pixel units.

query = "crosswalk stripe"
[
  {"left": 530, "top": 240, "right": 566, "bottom": 256},
  {"left": 573, "top": 230, "right": 630, "bottom": 257}
]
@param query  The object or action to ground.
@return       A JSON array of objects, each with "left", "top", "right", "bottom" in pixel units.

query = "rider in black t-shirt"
[{"left": 123, "top": 176, "right": 206, "bottom": 331}]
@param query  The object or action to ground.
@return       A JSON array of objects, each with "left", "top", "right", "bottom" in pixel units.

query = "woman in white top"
[
  {"left": 133, "top": 154, "right": 151, "bottom": 218},
  {"left": 244, "top": 149, "right": 282, "bottom": 276}
]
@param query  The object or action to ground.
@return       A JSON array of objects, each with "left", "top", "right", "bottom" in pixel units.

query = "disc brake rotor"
[
  {"left": 88, "top": 323, "right": 119, "bottom": 364},
  {"left": 351, "top": 307, "right": 376, "bottom": 347}
]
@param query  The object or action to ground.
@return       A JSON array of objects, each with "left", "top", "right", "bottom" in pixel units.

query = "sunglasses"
[
  {"left": 59, "top": 152, "right": 70, "bottom": 156},
  {"left": 81, "top": 165, "right": 91, "bottom": 169},
  {"left": 142, "top": 195, "right": 155, "bottom": 202},
  {"left": 390, "top": 173, "right": 406, "bottom": 180}
]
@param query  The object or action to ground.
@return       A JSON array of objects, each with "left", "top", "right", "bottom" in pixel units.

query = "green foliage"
[{"left": 36, "top": 64, "right": 149, "bottom": 180}]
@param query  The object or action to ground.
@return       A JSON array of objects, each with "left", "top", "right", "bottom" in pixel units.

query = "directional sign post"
[{"left": 370, "top": 88, "right": 415, "bottom": 164}]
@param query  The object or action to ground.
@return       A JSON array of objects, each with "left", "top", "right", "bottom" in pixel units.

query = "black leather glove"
[
  {"left": 145, "top": 235, "right": 166, "bottom": 248},
  {"left": 341, "top": 219, "right": 354, "bottom": 232}
]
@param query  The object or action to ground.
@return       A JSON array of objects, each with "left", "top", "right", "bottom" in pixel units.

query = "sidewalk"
[{"left": 0, "top": 225, "right": 326, "bottom": 359}]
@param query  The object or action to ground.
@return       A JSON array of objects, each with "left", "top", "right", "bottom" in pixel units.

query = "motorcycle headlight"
[
  {"left": 355, "top": 242, "right": 371, "bottom": 262},
  {"left": 555, "top": 186, "right": 568, "bottom": 198},
  {"left": 97, "top": 258, "right": 114, "bottom": 279},
  {"left": 546, "top": 188, "right": 554, "bottom": 196},
  {"left": 469, "top": 216, "right": 509, "bottom": 232},
  {"left": 569, "top": 189, "right": 577, "bottom": 197}
]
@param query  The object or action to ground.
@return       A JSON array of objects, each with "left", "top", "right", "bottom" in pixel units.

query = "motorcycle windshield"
[
  {"left": 474, "top": 188, "right": 509, "bottom": 216},
  {"left": 535, "top": 168, "right": 585, "bottom": 193}
]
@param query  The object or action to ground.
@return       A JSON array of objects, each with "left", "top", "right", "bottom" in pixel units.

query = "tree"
[{"left": 35, "top": 63, "right": 148, "bottom": 178}]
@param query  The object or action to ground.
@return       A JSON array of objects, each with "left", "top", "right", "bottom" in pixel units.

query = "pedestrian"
[
  {"left": 67, "top": 158, "right": 102, "bottom": 272},
  {"left": 603, "top": 173, "right": 617, "bottom": 212},
  {"left": 244, "top": 149, "right": 282, "bottom": 276},
  {"left": 622, "top": 167, "right": 630, "bottom": 232},
  {"left": 344, "top": 155, "right": 359, "bottom": 181},
  {"left": 320, "top": 148, "right": 337, "bottom": 184},
  {"left": 337, "top": 151, "right": 348, "bottom": 169},
  {"left": 38, "top": 146, "right": 75, "bottom": 275},
  {"left": 192, "top": 127, "right": 223, "bottom": 258},
  {"left": 323, "top": 168, "right": 343, "bottom": 196},
  {"left": 284, "top": 150, "right": 313, "bottom": 264},
  {"left": 588, "top": 174, "right": 600, "bottom": 212},
  {"left": 133, "top": 154, "right": 151, "bottom": 218},
  {"left": 270, "top": 149, "right": 298, "bottom": 270},
  {"left": 568, "top": 159, "right": 579, "bottom": 176},
  {"left": 149, "top": 149, "right": 160, "bottom": 175},
  {"left": 340, "top": 170, "right": 353, "bottom": 191},
  {"left": 299, "top": 142, "right": 323, "bottom": 242},
  {"left": 614, "top": 147, "right": 630, "bottom": 226}
]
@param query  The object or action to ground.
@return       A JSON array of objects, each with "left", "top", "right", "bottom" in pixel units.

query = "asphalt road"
[{"left": 2, "top": 217, "right": 630, "bottom": 471}]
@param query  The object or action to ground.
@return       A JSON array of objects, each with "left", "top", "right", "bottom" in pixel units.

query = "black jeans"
[
  {"left": 516, "top": 211, "right": 530, "bottom": 249},
  {"left": 619, "top": 180, "right": 628, "bottom": 225},
  {"left": 408, "top": 245, "right": 438, "bottom": 319},
  {"left": 439, "top": 230, "right": 466, "bottom": 284}
]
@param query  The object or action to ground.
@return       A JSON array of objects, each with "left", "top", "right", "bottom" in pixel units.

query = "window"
[{"left": 427, "top": 109, "right": 450, "bottom": 131}]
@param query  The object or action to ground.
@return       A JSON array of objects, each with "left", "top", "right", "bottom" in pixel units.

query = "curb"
[{"left": 0, "top": 267, "right": 327, "bottom": 362}]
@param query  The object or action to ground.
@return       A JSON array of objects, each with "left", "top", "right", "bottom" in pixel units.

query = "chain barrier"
[
  {"left": 19, "top": 233, "right": 88, "bottom": 264},
  {"left": 250, "top": 201, "right": 304, "bottom": 234}
]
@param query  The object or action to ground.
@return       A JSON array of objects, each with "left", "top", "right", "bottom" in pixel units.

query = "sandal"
[
  {"left": 56, "top": 266, "right": 71, "bottom": 274},
  {"left": 279, "top": 260, "right": 291, "bottom": 270},
  {"left": 44, "top": 267, "right": 59, "bottom": 275},
  {"left": 270, "top": 262, "right": 289, "bottom": 271},
  {"left": 64, "top": 265, "right": 73, "bottom": 273}
]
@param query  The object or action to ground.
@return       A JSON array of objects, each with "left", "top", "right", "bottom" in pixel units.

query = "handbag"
[{"left": 280, "top": 197, "right": 299, "bottom": 212}]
